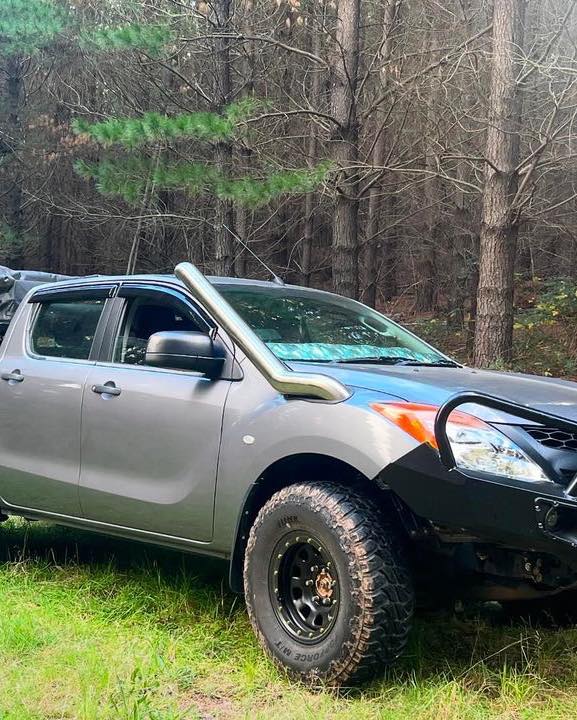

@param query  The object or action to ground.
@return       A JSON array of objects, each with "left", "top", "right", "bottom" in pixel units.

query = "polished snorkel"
[{"left": 175, "top": 262, "right": 350, "bottom": 402}]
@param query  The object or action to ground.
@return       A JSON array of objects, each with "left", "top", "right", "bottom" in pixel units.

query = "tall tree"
[
  {"left": 0, "top": 0, "right": 67, "bottom": 265},
  {"left": 212, "top": 0, "right": 236, "bottom": 276},
  {"left": 330, "top": 0, "right": 361, "bottom": 299},
  {"left": 301, "top": 0, "right": 326, "bottom": 287},
  {"left": 474, "top": 0, "right": 527, "bottom": 366},
  {"left": 363, "top": 0, "right": 401, "bottom": 308}
]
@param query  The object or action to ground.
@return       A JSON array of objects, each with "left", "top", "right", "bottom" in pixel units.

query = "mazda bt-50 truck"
[{"left": 1, "top": 262, "right": 577, "bottom": 685}]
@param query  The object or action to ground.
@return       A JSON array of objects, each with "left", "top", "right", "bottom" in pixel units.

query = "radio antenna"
[{"left": 222, "top": 223, "right": 284, "bottom": 286}]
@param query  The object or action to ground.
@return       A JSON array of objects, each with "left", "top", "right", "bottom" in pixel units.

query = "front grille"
[{"left": 524, "top": 426, "right": 577, "bottom": 452}]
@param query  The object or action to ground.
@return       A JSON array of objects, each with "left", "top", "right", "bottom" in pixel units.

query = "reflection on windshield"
[{"left": 220, "top": 287, "right": 448, "bottom": 365}]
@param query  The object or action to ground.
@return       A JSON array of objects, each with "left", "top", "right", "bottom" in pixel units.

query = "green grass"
[{"left": 1, "top": 521, "right": 577, "bottom": 719}]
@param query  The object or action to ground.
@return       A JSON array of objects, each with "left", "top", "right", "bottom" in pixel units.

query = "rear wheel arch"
[{"left": 228, "top": 452, "right": 409, "bottom": 592}]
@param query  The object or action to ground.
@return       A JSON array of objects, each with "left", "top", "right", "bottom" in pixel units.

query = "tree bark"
[
  {"left": 234, "top": 198, "right": 249, "bottom": 277},
  {"left": 302, "top": 2, "right": 325, "bottom": 287},
  {"left": 381, "top": 195, "right": 399, "bottom": 302},
  {"left": 213, "top": 0, "right": 235, "bottom": 277},
  {"left": 330, "top": 0, "right": 361, "bottom": 299},
  {"left": 364, "top": 0, "right": 400, "bottom": 308},
  {"left": 474, "top": 0, "right": 526, "bottom": 367},
  {"left": 4, "top": 56, "right": 24, "bottom": 267},
  {"left": 414, "top": 45, "right": 442, "bottom": 313},
  {"left": 234, "top": 1, "right": 256, "bottom": 278}
]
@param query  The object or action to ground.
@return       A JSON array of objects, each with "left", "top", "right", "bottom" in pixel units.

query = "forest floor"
[{"left": 2, "top": 519, "right": 577, "bottom": 720}]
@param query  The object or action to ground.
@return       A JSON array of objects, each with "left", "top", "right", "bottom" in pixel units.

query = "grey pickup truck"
[{"left": 2, "top": 262, "right": 577, "bottom": 685}]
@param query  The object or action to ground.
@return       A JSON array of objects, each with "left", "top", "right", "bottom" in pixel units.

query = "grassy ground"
[{"left": 2, "top": 521, "right": 577, "bottom": 719}]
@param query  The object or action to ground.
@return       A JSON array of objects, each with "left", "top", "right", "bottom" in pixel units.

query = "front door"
[
  {"left": 79, "top": 285, "right": 231, "bottom": 542},
  {"left": 0, "top": 287, "right": 112, "bottom": 515}
]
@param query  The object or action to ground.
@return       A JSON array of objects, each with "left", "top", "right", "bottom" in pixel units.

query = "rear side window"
[{"left": 30, "top": 299, "right": 105, "bottom": 360}]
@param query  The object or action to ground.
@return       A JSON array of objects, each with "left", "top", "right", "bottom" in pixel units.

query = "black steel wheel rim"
[{"left": 269, "top": 531, "right": 340, "bottom": 645}]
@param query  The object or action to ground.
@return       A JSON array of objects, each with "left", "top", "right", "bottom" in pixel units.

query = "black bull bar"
[{"left": 383, "top": 392, "right": 577, "bottom": 561}]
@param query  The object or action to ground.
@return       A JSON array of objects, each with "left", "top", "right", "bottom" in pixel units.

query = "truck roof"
[
  {"left": 30, "top": 273, "right": 344, "bottom": 298},
  {"left": 35, "top": 273, "right": 289, "bottom": 289}
]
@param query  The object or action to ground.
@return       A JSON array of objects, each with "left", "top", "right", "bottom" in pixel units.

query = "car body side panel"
[
  {"left": 211, "top": 357, "right": 419, "bottom": 554},
  {"left": 79, "top": 363, "right": 231, "bottom": 542},
  {"left": 0, "top": 302, "right": 89, "bottom": 515}
]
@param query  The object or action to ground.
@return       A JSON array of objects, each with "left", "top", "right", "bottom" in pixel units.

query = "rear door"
[
  {"left": 79, "top": 284, "right": 232, "bottom": 542},
  {"left": 0, "top": 285, "right": 113, "bottom": 515}
]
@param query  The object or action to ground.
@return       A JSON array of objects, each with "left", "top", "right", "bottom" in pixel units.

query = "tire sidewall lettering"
[{"left": 247, "top": 500, "right": 360, "bottom": 673}]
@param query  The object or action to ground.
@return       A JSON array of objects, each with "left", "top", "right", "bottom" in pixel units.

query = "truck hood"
[{"left": 288, "top": 362, "right": 577, "bottom": 424}]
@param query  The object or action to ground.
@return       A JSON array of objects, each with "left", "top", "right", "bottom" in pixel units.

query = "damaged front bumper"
[{"left": 382, "top": 392, "right": 577, "bottom": 568}]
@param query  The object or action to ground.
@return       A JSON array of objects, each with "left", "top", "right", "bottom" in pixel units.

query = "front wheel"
[{"left": 243, "top": 482, "right": 414, "bottom": 686}]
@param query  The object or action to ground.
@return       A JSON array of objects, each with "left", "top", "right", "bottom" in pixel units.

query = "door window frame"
[
  {"left": 26, "top": 284, "right": 118, "bottom": 364},
  {"left": 95, "top": 283, "right": 227, "bottom": 374}
]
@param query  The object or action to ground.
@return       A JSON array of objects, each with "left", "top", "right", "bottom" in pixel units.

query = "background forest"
[
  {"left": 5, "top": 4, "right": 577, "bottom": 719},
  {"left": 2, "top": 0, "right": 577, "bottom": 372}
]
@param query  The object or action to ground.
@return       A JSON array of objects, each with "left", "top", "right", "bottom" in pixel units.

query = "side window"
[
  {"left": 114, "top": 294, "right": 203, "bottom": 366},
  {"left": 30, "top": 299, "right": 105, "bottom": 360}
]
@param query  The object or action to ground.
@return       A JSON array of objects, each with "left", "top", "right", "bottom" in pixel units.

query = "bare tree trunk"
[
  {"left": 364, "top": 0, "right": 400, "bottom": 308},
  {"left": 466, "top": 261, "right": 479, "bottom": 357},
  {"left": 474, "top": 0, "right": 526, "bottom": 367},
  {"left": 330, "top": 0, "right": 361, "bottom": 299},
  {"left": 233, "top": 204, "right": 248, "bottom": 277},
  {"left": 381, "top": 196, "right": 399, "bottom": 302},
  {"left": 364, "top": 129, "right": 386, "bottom": 307},
  {"left": 414, "top": 174, "right": 440, "bottom": 312},
  {"left": 234, "top": 2, "right": 255, "bottom": 278},
  {"left": 4, "top": 56, "right": 24, "bottom": 267},
  {"left": 302, "top": 189, "right": 314, "bottom": 286},
  {"left": 213, "top": 0, "right": 235, "bottom": 277},
  {"left": 414, "top": 52, "right": 442, "bottom": 312},
  {"left": 126, "top": 149, "right": 160, "bottom": 274},
  {"left": 302, "top": 2, "right": 325, "bottom": 287}
]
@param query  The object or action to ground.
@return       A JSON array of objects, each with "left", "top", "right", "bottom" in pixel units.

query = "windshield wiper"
[
  {"left": 333, "top": 356, "right": 459, "bottom": 367},
  {"left": 284, "top": 356, "right": 459, "bottom": 367},
  {"left": 333, "top": 356, "right": 414, "bottom": 365}
]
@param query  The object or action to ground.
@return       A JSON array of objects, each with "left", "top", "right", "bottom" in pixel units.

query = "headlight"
[
  {"left": 445, "top": 422, "right": 549, "bottom": 481},
  {"left": 371, "top": 402, "right": 550, "bottom": 483}
]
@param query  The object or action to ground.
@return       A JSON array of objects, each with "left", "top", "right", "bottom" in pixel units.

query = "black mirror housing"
[{"left": 145, "top": 331, "right": 225, "bottom": 377}]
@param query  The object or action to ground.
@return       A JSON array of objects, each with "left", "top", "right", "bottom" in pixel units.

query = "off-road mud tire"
[{"left": 243, "top": 482, "right": 414, "bottom": 686}]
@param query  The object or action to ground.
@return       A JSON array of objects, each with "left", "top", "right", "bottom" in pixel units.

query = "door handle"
[
  {"left": 91, "top": 381, "right": 121, "bottom": 397},
  {"left": 1, "top": 370, "right": 24, "bottom": 383}
]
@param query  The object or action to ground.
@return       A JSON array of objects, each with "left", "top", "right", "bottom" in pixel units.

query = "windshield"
[{"left": 219, "top": 285, "right": 451, "bottom": 365}]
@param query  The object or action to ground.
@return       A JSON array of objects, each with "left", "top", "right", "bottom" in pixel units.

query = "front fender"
[{"left": 211, "top": 367, "right": 418, "bottom": 555}]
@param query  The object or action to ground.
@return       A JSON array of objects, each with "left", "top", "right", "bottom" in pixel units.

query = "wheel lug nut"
[
  {"left": 310, "top": 565, "right": 318, "bottom": 572},
  {"left": 312, "top": 595, "right": 320, "bottom": 603},
  {"left": 322, "top": 598, "right": 331, "bottom": 606},
  {"left": 305, "top": 579, "right": 314, "bottom": 587}
]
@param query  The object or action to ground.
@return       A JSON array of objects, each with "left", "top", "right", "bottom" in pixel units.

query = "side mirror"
[{"left": 145, "top": 331, "right": 225, "bottom": 378}]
